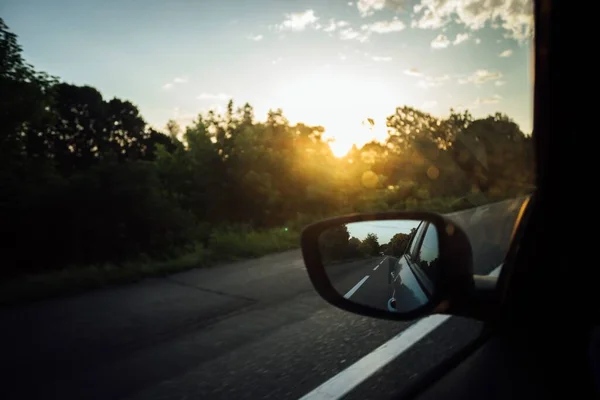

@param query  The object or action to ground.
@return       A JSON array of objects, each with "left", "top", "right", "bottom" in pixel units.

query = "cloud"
[
  {"left": 276, "top": 10, "right": 318, "bottom": 31},
  {"left": 453, "top": 33, "right": 469, "bottom": 45},
  {"left": 411, "top": 0, "right": 533, "bottom": 42},
  {"left": 247, "top": 34, "right": 264, "bottom": 41},
  {"left": 162, "top": 76, "right": 188, "bottom": 90},
  {"left": 339, "top": 27, "right": 370, "bottom": 42},
  {"left": 495, "top": 80, "right": 506, "bottom": 86},
  {"left": 459, "top": 69, "right": 503, "bottom": 84},
  {"left": 431, "top": 34, "right": 450, "bottom": 49},
  {"left": 417, "top": 74, "right": 450, "bottom": 88},
  {"left": 339, "top": 53, "right": 348, "bottom": 61},
  {"left": 272, "top": 57, "right": 283, "bottom": 64},
  {"left": 197, "top": 92, "right": 231, "bottom": 100},
  {"left": 475, "top": 38, "right": 482, "bottom": 44},
  {"left": 404, "top": 68, "right": 423, "bottom": 76},
  {"left": 372, "top": 56, "right": 392, "bottom": 61},
  {"left": 357, "top": 0, "right": 407, "bottom": 17},
  {"left": 361, "top": 17, "right": 406, "bottom": 33},
  {"left": 323, "top": 19, "right": 350, "bottom": 32},
  {"left": 338, "top": 17, "right": 405, "bottom": 43},
  {"left": 499, "top": 49, "right": 513, "bottom": 57},
  {"left": 357, "top": 0, "right": 386, "bottom": 16},
  {"left": 474, "top": 94, "right": 502, "bottom": 105}
]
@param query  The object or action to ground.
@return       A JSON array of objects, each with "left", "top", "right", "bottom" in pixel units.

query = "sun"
[
  {"left": 328, "top": 133, "right": 360, "bottom": 158},
  {"left": 325, "top": 118, "right": 389, "bottom": 157},
  {"left": 272, "top": 66, "right": 401, "bottom": 157}
]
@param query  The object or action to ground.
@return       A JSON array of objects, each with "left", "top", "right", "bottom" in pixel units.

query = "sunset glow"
[
  {"left": 274, "top": 68, "right": 398, "bottom": 156},
  {"left": 5, "top": 0, "right": 534, "bottom": 153}
]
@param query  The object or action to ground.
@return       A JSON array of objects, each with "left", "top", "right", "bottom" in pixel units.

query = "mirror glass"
[{"left": 318, "top": 219, "right": 440, "bottom": 313}]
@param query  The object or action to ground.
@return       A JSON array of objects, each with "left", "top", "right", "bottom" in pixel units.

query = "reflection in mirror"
[{"left": 318, "top": 219, "right": 440, "bottom": 313}]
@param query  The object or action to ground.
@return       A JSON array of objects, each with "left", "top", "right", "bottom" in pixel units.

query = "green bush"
[
  {"left": 209, "top": 227, "right": 300, "bottom": 260},
  {"left": 3, "top": 161, "right": 198, "bottom": 277},
  {"left": 0, "top": 245, "right": 212, "bottom": 306}
]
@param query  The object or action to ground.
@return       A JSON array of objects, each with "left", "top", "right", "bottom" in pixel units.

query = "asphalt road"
[{"left": 0, "top": 196, "right": 527, "bottom": 400}]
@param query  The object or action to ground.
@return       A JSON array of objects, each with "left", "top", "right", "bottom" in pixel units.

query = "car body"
[{"left": 387, "top": 220, "right": 439, "bottom": 312}]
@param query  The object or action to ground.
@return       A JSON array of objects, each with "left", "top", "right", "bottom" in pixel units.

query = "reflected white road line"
[
  {"left": 301, "top": 263, "right": 504, "bottom": 400},
  {"left": 488, "top": 263, "right": 503, "bottom": 277},
  {"left": 343, "top": 276, "right": 370, "bottom": 299},
  {"left": 373, "top": 256, "right": 387, "bottom": 271}
]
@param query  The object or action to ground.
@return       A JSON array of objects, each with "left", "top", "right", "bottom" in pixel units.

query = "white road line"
[
  {"left": 300, "top": 263, "right": 505, "bottom": 400},
  {"left": 343, "top": 276, "right": 370, "bottom": 299},
  {"left": 298, "top": 315, "right": 450, "bottom": 400}
]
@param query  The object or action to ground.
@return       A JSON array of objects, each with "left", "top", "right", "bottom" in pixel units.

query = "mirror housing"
[{"left": 301, "top": 211, "right": 474, "bottom": 321}]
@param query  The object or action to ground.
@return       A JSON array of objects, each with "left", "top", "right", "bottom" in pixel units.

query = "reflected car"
[{"left": 387, "top": 221, "right": 440, "bottom": 312}]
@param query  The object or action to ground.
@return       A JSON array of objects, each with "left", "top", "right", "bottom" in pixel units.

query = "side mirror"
[{"left": 301, "top": 211, "right": 474, "bottom": 321}]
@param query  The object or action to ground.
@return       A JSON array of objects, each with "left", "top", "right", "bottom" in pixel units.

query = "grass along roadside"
[
  {"left": 0, "top": 193, "right": 529, "bottom": 308},
  {"left": 0, "top": 227, "right": 300, "bottom": 307}
]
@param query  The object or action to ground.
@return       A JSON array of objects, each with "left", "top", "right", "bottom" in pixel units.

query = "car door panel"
[{"left": 391, "top": 255, "right": 429, "bottom": 311}]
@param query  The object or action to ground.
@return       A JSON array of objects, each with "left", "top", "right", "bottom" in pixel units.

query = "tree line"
[
  {"left": 319, "top": 224, "right": 418, "bottom": 265},
  {"left": 0, "top": 19, "right": 534, "bottom": 278}
]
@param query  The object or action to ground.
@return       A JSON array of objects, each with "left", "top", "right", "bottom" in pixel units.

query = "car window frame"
[
  {"left": 407, "top": 221, "right": 427, "bottom": 260},
  {"left": 413, "top": 222, "right": 440, "bottom": 283},
  {"left": 402, "top": 222, "right": 434, "bottom": 296}
]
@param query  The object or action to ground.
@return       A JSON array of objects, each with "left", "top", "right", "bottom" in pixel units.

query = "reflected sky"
[{"left": 346, "top": 220, "right": 421, "bottom": 243}]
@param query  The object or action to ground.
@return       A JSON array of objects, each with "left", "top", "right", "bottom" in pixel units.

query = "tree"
[
  {"left": 145, "top": 128, "right": 180, "bottom": 158},
  {"left": 359, "top": 233, "right": 380, "bottom": 256},
  {"left": 0, "top": 18, "right": 57, "bottom": 166},
  {"left": 388, "top": 232, "right": 410, "bottom": 257},
  {"left": 0, "top": 18, "right": 536, "bottom": 278},
  {"left": 379, "top": 243, "right": 389, "bottom": 254},
  {"left": 45, "top": 84, "right": 164, "bottom": 174},
  {"left": 319, "top": 224, "right": 351, "bottom": 263},
  {"left": 155, "top": 115, "right": 225, "bottom": 227},
  {"left": 165, "top": 119, "right": 182, "bottom": 140},
  {"left": 449, "top": 112, "right": 534, "bottom": 197},
  {"left": 348, "top": 237, "right": 362, "bottom": 256}
]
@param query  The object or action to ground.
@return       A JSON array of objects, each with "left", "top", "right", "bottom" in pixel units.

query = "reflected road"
[{"left": 327, "top": 256, "right": 429, "bottom": 313}]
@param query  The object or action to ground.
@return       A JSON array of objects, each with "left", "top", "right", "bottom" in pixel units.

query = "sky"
[
  {"left": 3, "top": 0, "right": 534, "bottom": 156},
  {"left": 347, "top": 219, "right": 421, "bottom": 244}
]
